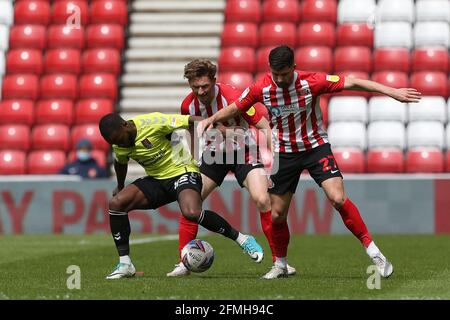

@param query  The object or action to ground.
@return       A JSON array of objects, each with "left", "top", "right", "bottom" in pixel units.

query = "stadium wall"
[{"left": 0, "top": 177, "right": 449, "bottom": 234}]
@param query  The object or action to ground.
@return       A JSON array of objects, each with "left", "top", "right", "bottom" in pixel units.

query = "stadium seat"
[
  {"left": 336, "top": 23, "right": 373, "bottom": 47},
  {"left": 0, "top": 125, "right": 30, "bottom": 151},
  {"left": 406, "top": 148, "right": 444, "bottom": 173},
  {"left": 374, "top": 22, "right": 413, "bottom": 49},
  {"left": 328, "top": 96, "right": 368, "bottom": 123},
  {"left": 71, "top": 124, "right": 110, "bottom": 152},
  {"left": 86, "top": 24, "right": 124, "bottom": 50},
  {"left": 416, "top": 0, "right": 450, "bottom": 23},
  {"left": 6, "top": 49, "right": 43, "bottom": 74},
  {"left": 44, "top": 49, "right": 81, "bottom": 74},
  {"left": 0, "top": 0, "right": 13, "bottom": 25},
  {"left": 82, "top": 48, "right": 121, "bottom": 75},
  {"left": 256, "top": 47, "right": 273, "bottom": 72},
  {"left": 327, "top": 122, "right": 366, "bottom": 150},
  {"left": 35, "top": 100, "right": 74, "bottom": 125},
  {"left": 27, "top": 150, "right": 66, "bottom": 174},
  {"left": 78, "top": 73, "right": 117, "bottom": 100},
  {"left": 300, "top": 0, "right": 337, "bottom": 23},
  {"left": 377, "top": 0, "right": 414, "bottom": 23},
  {"left": 334, "top": 71, "right": 370, "bottom": 97},
  {"left": 414, "top": 22, "right": 450, "bottom": 48},
  {"left": 47, "top": 25, "right": 85, "bottom": 49},
  {"left": 90, "top": 0, "right": 128, "bottom": 26},
  {"left": 445, "top": 151, "right": 450, "bottom": 172},
  {"left": 67, "top": 149, "right": 107, "bottom": 168},
  {"left": 14, "top": 0, "right": 51, "bottom": 25},
  {"left": 373, "top": 48, "right": 410, "bottom": 73},
  {"left": 368, "top": 97, "right": 407, "bottom": 123},
  {"left": 0, "top": 150, "right": 27, "bottom": 175},
  {"left": 0, "top": 25, "right": 9, "bottom": 51},
  {"left": 298, "top": 23, "right": 335, "bottom": 47},
  {"left": 367, "top": 148, "right": 404, "bottom": 173},
  {"left": 218, "top": 47, "right": 255, "bottom": 73},
  {"left": 410, "top": 72, "right": 448, "bottom": 97},
  {"left": 337, "top": 0, "right": 375, "bottom": 24},
  {"left": 52, "top": 0, "right": 89, "bottom": 25},
  {"left": 371, "top": 72, "right": 409, "bottom": 96},
  {"left": 40, "top": 74, "right": 78, "bottom": 99},
  {"left": 259, "top": 23, "right": 296, "bottom": 48},
  {"left": 217, "top": 72, "right": 253, "bottom": 92},
  {"left": 1, "top": 74, "right": 39, "bottom": 100},
  {"left": 409, "top": 96, "right": 447, "bottom": 123},
  {"left": 221, "top": 23, "right": 258, "bottom": 48},
  {"left": 333, "top": 148, "right": 365, "bottom": 173},
  {"left": 412, "top": 48, "right": 449, "bottom": 73},
  {"left": 0, "top": 100, "right": 34, "bottom": 126},
  {"left": 367, "top": 121, "right": 406, "bottom": 149},
  {"left": 334, "top": 47, "right": 372, "bottom": 73},
  {"left": 9, "top": 25, "right": 46, "bottom": 50},
  {"left": 407, "top": 121, "right": 445, "bottom": 149},
  {"left": 224, "top": 0, "right": 261, "bottom": 23},
  {"left": 262, "top": 0, "right": 299, "bottom": 23},
  {"left": 0, "top": 53, "right": 4, "bottom": 75},
  {"left": 75, "top": 99, "right": 114, "bottom": 124},
  {"left": 31, "top": 124, "right": 71, "bottom": 151},
  {"left": 295, "top": 47, "right": 332, "bottom": 73}
]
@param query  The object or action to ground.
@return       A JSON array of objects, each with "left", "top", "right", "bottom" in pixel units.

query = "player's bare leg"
[{"left": 321, "top": 177, "right": 393, "bottom": 278}]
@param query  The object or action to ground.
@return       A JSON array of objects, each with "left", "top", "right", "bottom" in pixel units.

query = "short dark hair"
[
  {"left": 184, "top": 59, "right": 217, "bottom": 81},
  {"left": 269, "top": 45, "right": 295, "bottom": 71},
  {"left": 99, "top": 113, "right": 125, "bottom": 142}
]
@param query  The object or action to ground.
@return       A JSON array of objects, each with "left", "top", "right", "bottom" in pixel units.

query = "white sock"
[
  {"left": 235, "top": 233, "right": 247, "bottom": 246},
  {"left": 119, "top": 255, "right": 131, "bottom": 264},
  {"left": 365, "top": 241, "right": 381, "bottom": 258},
  {"left": 275, "top": 257, "right": 287, "bottom": 269}
]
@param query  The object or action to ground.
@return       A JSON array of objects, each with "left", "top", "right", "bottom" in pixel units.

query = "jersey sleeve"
[
  {"left": 234, "top": 83, "right": 262, "bottom": 113},
  {"left": 240, "top": 102, "right": 265, "bottom": 126},
  {"left": 309, "top": 73, "right": 345, "bottom": 95},
  {"left": 112, "top": 145, "right": 130, "bottom": 165},
  {"left": 180, "top": 96, "right": 191, "bottom": 115},
  {"left": 157, "top": 113, "right": 190, "bottom": 134}
]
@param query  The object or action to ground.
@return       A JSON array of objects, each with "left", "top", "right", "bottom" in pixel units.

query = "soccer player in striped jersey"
[{"left": 198, "top": 45, "right": 422, "bottom": 279}]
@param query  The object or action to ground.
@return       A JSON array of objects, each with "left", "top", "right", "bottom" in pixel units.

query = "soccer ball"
[{"left": 181, "top": 239, "right": 214, "bottom": 273}]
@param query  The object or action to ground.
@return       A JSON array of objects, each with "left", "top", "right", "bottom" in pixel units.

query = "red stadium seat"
[
  {"left": 0, "top": 151, "right": 27, "bottom": 175},
  {"left": 371, "top": 72, "right": 409, "bottom": 96},
  {"left": 71, "top": 124, "right": 110, "bottom": 152},
  {"left": 295, "top": 47, "right": 332, "bottom": 73},
  {"left": 1, "top": 74, "right": 39, "bottom": 100},
  {"left": 78, "top": 74, "right": 117, "bottom": 100},
  {"left": 373, "top": 48, "right": 410, "bottom": 73},
  {"left": 256, "top": 46, "right": 274, "bottom": 72},
  {"left": 298, "top": 22, "right": 335, "bottom": 47},
  {"left": 445, "top": 151, "right": 450, "bottom": 172},
  {"left": 224, "top": 0, "right": 261, "bottom": 23},
  {"left": 31, "top": 124, "right": 71, "bottom": 151},
  {"left": 14, "top": 0, "right": 51, "bottom": 25},
  {"left": 221, "top": 23, "right": 258, "bottom": 48},
  {"left": 35, "top": 100, "right": 74, "bottom": 125},
  {"left": 255, "top": 71, "right": 269, "bottom": 82},
  {"left": 335, "top": 71, "right": 370, "bottom": 97},
  {"left": 75, "top": 99, "right": 114, "bottom": 124},
  {"left": 299, "top": 0, "right": 337, "bottom": 23},
  {"left": 218, "top": 72, "right": 253, "bottom": 92},
  {"left": 410, "top": 72, "right": 447, "bottom": 97},
  {"left": 52, "top": 0, "right": 89, "bottom": 25},
  {"left": 336, "top": 23, "right": 373, "bottom": 47},
  {"left": 82, "top": 48, "right": 121, "bottom": 75},
  {"left": 9, "top": 25, "right": 46, "bottom": 49},
  {"left": 333, "top": 148, "right": 365, "bottom": 173},
  {"left": 86, "top": 24, "right": 124, "bottom": 49},
  {"left": 262, "top": 0, "right": 299, "bottom": 23},
  {"left": 44, "top": 49, "right": 81, "bottom": 74},
  {"left": 334, "top": 47, "right": 372, "bottom": 73},
  {"left": 218, "top": 47, "right": 255, "bottom": 73},
  {"left": 412, "top": 48, "right": 449, "bottom": 73},
  {"left": 406, "top": 149, "right": 444, "bottom": 173},
  {"left": 6, "top": 49, "right": 43, "bottom": 74},
  {"left": 40, "top": 74, "right": 78, "bottom": 99},
  {"left": 0, "top": 100, "right": 34, "bottom": 126},
  {"left": 259, "top": 23, "right": 296, "bottom": 48},
  {"left": 27, "top": 150, "right": 66, "bottom": 174},
  {"left": 0, "top": 125, "right": 30, "bottom": 151},
  {"left": 90, "top": 0, "right": 128, "bottom": 26},
  {"left": 367, "top": 149, "right": 404, "bottom": 173},
  {"left": 47, "top": 25, "right": 85, "bottom": 49},
  {"left": 67, "top": 149, "right": 107, "bottom": 168}
]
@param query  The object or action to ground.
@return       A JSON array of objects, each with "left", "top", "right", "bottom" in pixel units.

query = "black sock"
[
  {"left": 197, "top": 210, "right": 239, "bottom": 240},
  {"left": 109, "top": 210, "right": 131, "bottom": 256}
]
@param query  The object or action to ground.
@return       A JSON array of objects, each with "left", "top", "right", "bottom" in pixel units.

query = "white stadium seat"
[
  {"left": 337, "top": 0, "right": 376, "bottom": 24},
  {"left": 378, "top": 0, "right": 415, "bottom": 23},
  {"left": 0, "top": 52, "right": 5, "bottom": 75},
  {"left": 408, "top": 96, "right": 447, "bottom": 123},
  {"left": 0, "top": 24, "right": 9, "bottom": 52},
  {"left": 375, "top": 22, "right": 413, "bottom": 48},
  {"left": 447, "top": 98, "right": 450, "bottom": 123},
  {"left": 369, "top": 97, "right": 407, "bottom": 123},
  {"left": 446, "top": 125, "right": 450, "bottom": 150},
  {"left": 328, "top": 96, "right": 368, "bottom": 123},
  {"left": 327, "top": 122, "right": 367, "bottom": 150},
  {"left": 416, "top": 0, "right": 450, "bottom": 23},
  {"left": 407, "top": 121, "right": 445, "bottom": 149},
  {"left": 0, "top": 0, "right": 13, "bottom": 26},
  {"left": 367, "top": 121, "right": 406, "bottom": 149},
  {"left": 414, "top": 22, "right": 450, "bottom": 48}
]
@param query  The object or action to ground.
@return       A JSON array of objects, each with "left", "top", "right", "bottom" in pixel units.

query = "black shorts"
[
  {"left": 268, "top": 143, "right": 343, "bottom": 195},
  {"left": 200, "top": 150, "right": 264, "bottom": 188},
  {"left": 132, "top": 172, "right": 202, "bottom": 209}
]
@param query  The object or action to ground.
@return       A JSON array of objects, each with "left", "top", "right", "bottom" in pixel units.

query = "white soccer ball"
[{"left": 181, "top": 239, "right": 214, "bottom": 273}]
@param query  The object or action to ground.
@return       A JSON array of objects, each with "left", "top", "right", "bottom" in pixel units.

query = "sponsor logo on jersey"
[
  {"left": 326, "top": 75, "right": 340, "bottom": 83},
  {"left": 239, "top": 87, "right": 250, "bottom": 102}
]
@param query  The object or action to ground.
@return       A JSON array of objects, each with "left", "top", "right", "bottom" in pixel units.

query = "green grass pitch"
[{"left": 0, "top": 234, "right": 449, "bottom": 299}]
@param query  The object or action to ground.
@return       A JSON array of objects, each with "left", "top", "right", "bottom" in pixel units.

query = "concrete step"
[
  {"left": 120, "top": 98, "right": 184, "bottom": 113},
  {"left": 129, "top": 23, "right": 223, "bottom": 37},
  {"left": 130, "top": 13, "right": 224, "bottom": 24},
  {"left": 125, "top": 48, "right": 219, "bottom": 61},
  {"left": 122, "top": 73, "right": 186, "bottom": 86},
  {"left": 124, "top": 61, "right": 187, "bottom": 73},
  {"left": 128, "top": 37, "right": 220, "bottom": 49},
  {"left": 121, "top": 87, "right": 190, "bottom": 99},
  {"left": 133, "top": 0, "right": 225, "bottom": 13}
]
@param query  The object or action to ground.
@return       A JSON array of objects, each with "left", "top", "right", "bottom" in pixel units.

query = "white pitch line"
[{"left": 129, "top": 234, "right": 178, "bottom": 245}]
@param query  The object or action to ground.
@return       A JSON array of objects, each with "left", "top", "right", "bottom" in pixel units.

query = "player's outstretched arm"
[
  {"left": 343, "top": 77, "right": 422, "bottom": 103},
  {"left": 113, "top": 159, "right": 128, "bottom": 196},
  {"left": 255, "top": 116, "right": 273, "bottom": 155},
  {"left": 197, "top": 102, "right": 242, "bottom": 136}
]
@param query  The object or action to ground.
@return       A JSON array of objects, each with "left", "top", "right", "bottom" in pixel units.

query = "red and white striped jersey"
[{"left": 235, "top": 71, "right": 345, "bottom": 153}]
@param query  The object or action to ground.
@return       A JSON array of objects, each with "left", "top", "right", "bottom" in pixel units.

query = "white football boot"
[
  {"left": 262, "top": 265, "right": 288, "bottom": 279},
  {"left": 287, "top": 264, "right": 297, "bottom": 276},
  {"left": 166, "top": 263, "right": 190, "bottom": 277},
  {"left": 371, "top": 253, "right": 394, "bottom": 278},
  {"left": 106, "top": 262, "right": 136, "bottom": 279}
]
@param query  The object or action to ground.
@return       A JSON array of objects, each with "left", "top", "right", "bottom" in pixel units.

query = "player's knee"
[
  {"left": 271, "top": 211, "right": 287, "bottom": 224},
  {"left": 254, "top": 194, "right": 271, "bottom": 211},
  {"left": 109, "top": 195, "right": 128, "bottom": 212},
  {"left": 328, "top": 193, "right": 346, "bottom": 209},
  {"left": 181, "top": 208, "right": 201, "bottom": 222}
]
